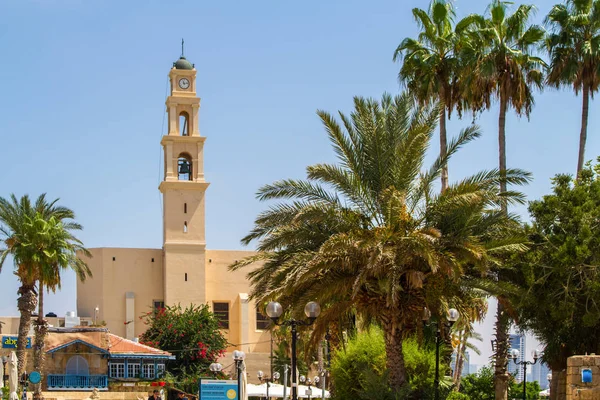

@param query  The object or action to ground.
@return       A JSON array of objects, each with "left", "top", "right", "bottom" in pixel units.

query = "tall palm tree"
[
  {"left": 0, "top": 194, "right": 90, "bottom": 379},
  {"left": 462, "top": 2, "right": 545, "bottom": 399},
  {"left": 546, "top": 0, "right": 600, "bottom": 175},
  {"left": 394, "top": 0, "right": 478, "bottom": 191},
  {"left": 22, "top": 214, "right": 91, "bottom": 400},
  {"left": 232, "top": 92, "right": 530, "bottom": 393}
]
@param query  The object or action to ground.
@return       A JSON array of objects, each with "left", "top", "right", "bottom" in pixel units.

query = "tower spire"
[{"left": 181, "top": 38, "right": 185, "bottom": 58}]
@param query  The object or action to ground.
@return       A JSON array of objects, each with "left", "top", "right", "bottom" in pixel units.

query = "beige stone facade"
[{"left": 75, "top": 56, "right": 271, "bottom": 377}]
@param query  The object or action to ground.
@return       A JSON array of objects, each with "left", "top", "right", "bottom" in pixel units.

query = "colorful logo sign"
[
  {"left": 2, "top": 336, "right": 32, "bottom": 349},
  {"left": 199, "top": 379, "right": 238, "bottom": 400}
]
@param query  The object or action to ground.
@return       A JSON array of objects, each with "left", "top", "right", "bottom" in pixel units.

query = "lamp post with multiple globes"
[
  {"left": 232, "top": 350, "right": 246, "bottom": 397},
  {"left": 265, "top": 301, "right": 321, "bottom": 400},
  {"left": 510, "top": 348, "right": 540, "bottom": 400},
  {"left": 257, "top": 370, "right": 280, "bottom": 399},
  {"left": 422, "top": 307, "right": 460, "bottom": 400},
  {"left": 299, "top": 375, "right": 319, "bottom": 400},
  {"left": 209, "top": 362, "right": 223, "bottom": 378}
]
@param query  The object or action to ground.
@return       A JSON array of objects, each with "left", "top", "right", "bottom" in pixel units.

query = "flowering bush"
[{"left": 139, "top": 304, "right": 228, "bottom": 376}]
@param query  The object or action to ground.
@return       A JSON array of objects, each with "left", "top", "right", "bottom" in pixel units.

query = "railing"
[{"left": 47, "top": 374, "right": 108, "bottom": 390}]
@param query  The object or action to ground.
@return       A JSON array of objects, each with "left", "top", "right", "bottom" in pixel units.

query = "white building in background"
[{"left": 508, "top": 333, "right": 526, "bottom": 382}]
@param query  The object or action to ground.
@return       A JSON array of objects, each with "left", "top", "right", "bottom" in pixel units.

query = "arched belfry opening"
[
  {"left": 179, "top": 112, "right": 190, "bottom": 136},
  {"left": 178, "top": 154, "right": 192, "bottom": 181}
]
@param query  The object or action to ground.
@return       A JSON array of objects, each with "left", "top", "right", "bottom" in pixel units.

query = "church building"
[{"left": 76, "top": 53, "right": 270, "bottom": 371}]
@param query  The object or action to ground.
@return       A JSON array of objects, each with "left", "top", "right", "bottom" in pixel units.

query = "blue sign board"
[
  {"left": 29, "top": 371, "right": 41, "bottom": 384},
  {"left": 2, "top": 336, "right": 32, "bottom": 349},
  {"left": 199, "top": 379, "right": 238, "bottom": 400}
]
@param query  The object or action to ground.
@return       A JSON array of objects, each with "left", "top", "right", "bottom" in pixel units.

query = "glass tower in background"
[{"left": 530, "top": 360, "right": 551, "bottom": 390}]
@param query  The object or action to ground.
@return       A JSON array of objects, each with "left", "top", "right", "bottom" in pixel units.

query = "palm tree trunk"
[
  {"left": 454, "top": 338, "right": 466, "bottom": 390},
  {"left": 494, "top": 304, "right": 510, "bottom": 400},
  {"left": 577, "top": 84, "right": 590, "bottom": 176},
  {"left": 494, "top": 96, "right": 510, "bottom": 400},
  {"left": 440, "top": 106, "right": 449, "bottom": 192},
  {"left": 382, "top": 319, "right": 407, "bottom": 393},
  {"left": 455, "top": 353, "right": 465, "bottom": 390},
  {"left": 498, "top": 97, "right": 508, "bottom": 213},
  {"left": 16, "top": 283, "right": 37, "bottom": 378},
  {"left": 550, "top": 368, "right": 566, "bottom": 400},
  {"left": 33, "top": 282, "right": 46, "bottom": 400}
]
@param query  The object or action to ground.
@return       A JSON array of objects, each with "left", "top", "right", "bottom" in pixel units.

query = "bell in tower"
[{"left": 178, "top": 158, "right": 192, "bottom": 181}]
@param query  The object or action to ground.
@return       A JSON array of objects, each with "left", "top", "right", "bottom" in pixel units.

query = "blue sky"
[{"left": 0, "top": 0, "right": 595, "bottom": 368}]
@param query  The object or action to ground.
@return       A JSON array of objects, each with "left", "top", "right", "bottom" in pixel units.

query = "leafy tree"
[
  {"left": 460, "top": 365, "right": 495, "bottom": 400},
  {"left": 546, "top": 0, "right": 600, "bottom": 174},
  {"left": 232, "top": 92, "right": 530, "bottom": 393},
  {"left": 509, "top": 380, "right": 541, "bottom": 400},
  {"left": 516, "top": 159, "right": 600, "bottom": 398},
  {"left": 139, "top": 304, "right": 228, "bottom": 377},
  {"left": 461, "top": 3, "right": 545, "bottom": 398},
  {"left": 393, "top": 0, "right": 479, "bottom": 191},
  {"left": 0, "top": 194, "right": 90, "bottom": 381}
]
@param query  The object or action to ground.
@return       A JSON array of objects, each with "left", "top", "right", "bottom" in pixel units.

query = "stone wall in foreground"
[{"left": 566, "top": 355, "right": 600, "bottom": 400}]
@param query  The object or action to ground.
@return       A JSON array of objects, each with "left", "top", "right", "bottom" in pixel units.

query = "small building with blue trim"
[{"left": 44, "top": 327, "right": 174, "bottom": 391}]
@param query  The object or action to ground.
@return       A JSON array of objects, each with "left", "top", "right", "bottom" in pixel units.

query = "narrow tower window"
[
  {"left": 184, "top": 273, "right": 188, "bottom": 282},
  {"left": 179, "top": 112, "right": 190, "bottom": 136},
  {"left": 177, "top": 154, "right": 192, "bottom": 181},
  {"left": 184, "top": 203, "right": 187, "bottom": 213},
  {"left": 183, "top": 221, "right": 188, "bottom": 233}
]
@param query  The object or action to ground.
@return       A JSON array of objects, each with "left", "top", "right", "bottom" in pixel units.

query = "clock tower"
[{"left": 159, "top": 52, "right": 209, "bottom": 306}]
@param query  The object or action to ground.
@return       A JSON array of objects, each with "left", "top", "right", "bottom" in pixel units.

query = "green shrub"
[
  {"left": 330, "top": 327, "right": 438, "bottom": 399},
  {"left": 446, "top": 392, "right": 471, "bottom": 400}
]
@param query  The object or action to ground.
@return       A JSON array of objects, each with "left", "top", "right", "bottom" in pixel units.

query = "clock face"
[{"left": 178, "top": 78, "right": 190, "bottom": 89}]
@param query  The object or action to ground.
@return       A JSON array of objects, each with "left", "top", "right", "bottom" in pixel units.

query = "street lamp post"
[
  {"left": 265, "top": 301, "right": 321, "bottom": 400},
  {"left": 299, "top": 375, "right": 318, "bottom": 400},
  {"left": 547, "top": 372, "right": 552, "bottom": 397},
  {"left": 510, "top": 349, "right": 540, "bottom": 400},
  {"left": 422, "top": 307, "right": 460, "bottom": 400},
  {"left": 258, "top": 370, "right": 280, "bottom": 399},
  {"left": 209, "top": 362, "right": 223, "bottom": 378},
  {"left": 233, "top": 350, "right": 246, "bottom": 398}
]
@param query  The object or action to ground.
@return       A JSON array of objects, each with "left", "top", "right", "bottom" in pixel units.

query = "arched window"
[
  {"left": 179, "top": 112, "right": 190, "bottom": 136},
  {"left": 66, "top": 355, "right": 89, "bottom": 376},
  {"left": 178, "top": 154, "right": 192, "bottom": 181}
]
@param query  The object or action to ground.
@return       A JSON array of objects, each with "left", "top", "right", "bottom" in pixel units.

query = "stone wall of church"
[
  {"left": 205, "top": 249, "right": 271, "bottom": 355},
  {"left": 77, "top": 248, "right": 164, "bottom": 339}
]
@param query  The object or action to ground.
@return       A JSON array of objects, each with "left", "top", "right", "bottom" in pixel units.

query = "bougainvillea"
[{"left": 139, "top": 304, "right": 227, "bottom": 375}]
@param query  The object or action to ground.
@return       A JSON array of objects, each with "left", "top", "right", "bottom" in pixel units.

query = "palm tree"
[
  {"left": 546, "top": 0, "right": 600, "bottom": 175},
  {"left": 0, "top": 194, "right": 91, "bottom": 380},
  {"left": 394, "top": 0, "right": 478, "bottom": 191},
  {"left": 462, "top": 3, "right": 545, "bottom": 398},
  {"left": 232, "top": 92, "right": 530, "bottom": 393},
  {"left": 23, "top": 214, "right": 91, "bottom": 400},
  {"left": 451, "top": 297, "right": 487, "bottom": 391}
]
